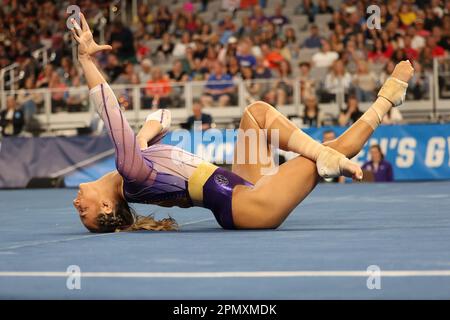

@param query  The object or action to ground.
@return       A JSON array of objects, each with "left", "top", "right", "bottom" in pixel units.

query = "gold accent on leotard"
[{"left": 187, "top": 162, "right": 218, "bottom": 205}]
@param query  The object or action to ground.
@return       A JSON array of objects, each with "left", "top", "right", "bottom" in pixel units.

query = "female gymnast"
[{"left": 71, "top": 13, "right": 414, "bottom": 232}]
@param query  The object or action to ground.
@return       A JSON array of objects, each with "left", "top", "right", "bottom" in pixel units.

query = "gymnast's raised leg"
[{"left": 231, "top": 61, "right": 414, "bottom": 229}]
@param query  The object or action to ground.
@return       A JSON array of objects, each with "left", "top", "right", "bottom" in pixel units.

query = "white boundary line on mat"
[{"left": 1, "top": 270, "right": 450, "bottom": 278}]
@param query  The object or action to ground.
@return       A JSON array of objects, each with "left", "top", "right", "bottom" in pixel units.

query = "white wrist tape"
[
  {"left": 146, "top": 109, "right": 171, "bottom": 131},
  {"left": 377, "top": 77, "right": 408, "bottom": 107}
]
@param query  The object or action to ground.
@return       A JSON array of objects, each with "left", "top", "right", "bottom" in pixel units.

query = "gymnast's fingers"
[
  {"left": 96, "top": 44, "right": 113, "bottom": 52},
  {"left": 71, "top": 18, "right": 82, "bottom": 36},
  {"left": 80, "top": 13, "right": 89, "bottom": 33},
  {"left": 70, "top": 23, "right": 81, "bottom": 43}
]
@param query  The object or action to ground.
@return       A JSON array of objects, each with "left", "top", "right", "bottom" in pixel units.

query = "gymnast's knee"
[{"left": 245, "top": 101, "right": 275, "bottom": 127}]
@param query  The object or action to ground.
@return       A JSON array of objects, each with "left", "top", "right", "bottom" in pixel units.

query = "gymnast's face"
[{"left": 73, "top": 182, "right": 103, "bottom": 231}]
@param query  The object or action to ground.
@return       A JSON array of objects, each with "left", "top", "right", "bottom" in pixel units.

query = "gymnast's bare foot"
[{"left": 316, "top": 146, "right": 363, "bottom": 181}]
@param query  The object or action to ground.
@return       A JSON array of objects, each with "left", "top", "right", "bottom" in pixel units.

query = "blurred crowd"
[{"left": 1, "top": 0, "right": 450, "bottom": 136}]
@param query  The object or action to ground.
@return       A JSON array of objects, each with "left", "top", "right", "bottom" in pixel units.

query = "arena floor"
[{"left": 0, "top": 181, "right": 449, "bottom": 299}]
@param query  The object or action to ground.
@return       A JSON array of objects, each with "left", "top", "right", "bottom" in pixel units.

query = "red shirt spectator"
[{"left": 146, "top": 68, "right": 171, "bottom": 97}]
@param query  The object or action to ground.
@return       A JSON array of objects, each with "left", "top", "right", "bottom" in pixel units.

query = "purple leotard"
[
  {"left": 90, "top": 83, "right": 203, "bottom": 207},
  {"left": 89, "top": 83, "right": 253, "bottom": 228}
]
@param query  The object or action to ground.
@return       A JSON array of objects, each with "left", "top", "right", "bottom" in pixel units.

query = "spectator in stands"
[
  {"left": 251, "top": 5, "right": 268, "bottom": 24},
  {"left": 266, "top": 60, "right": 292, "bottom": 107},
  {"left": 274, "top": 38, "right": 292, "bottom": 62},
  {"left": 16, "top": 77, "right": 41, "bottom": 122},
  {"left": 201, "top": 62, "right": 235, "bottom": 107},
  {"left": 190, "top": 57, "right": 208, "bottom": 81},
  {"left": 343, "top": 39, "right": 366, "bottom": 74},
  {"left": 49, "top": 72, "right": 68, "bottom": 112},
  {"left": 323, "top": 59, "right": 352, "bottom": 99},
  {"left": 362, "top": 145, "right": 394, "bottom": 182},
  {"left": 260, "top": 43, "right": 284, "bottom": 70},
  {"left": 186, "top": 99, "right": 213, "bottom": 131},
  {"left": 110, "top": 21, "right": 136, "bottom": 62},
  {"left": 379, "top": 60, "right": 396, "bottom": 84},
  {"left": 199, "top": 23, "right": 213, "bottom": 44},
  {"left": 311, "top": 40, "right": 338, "bottom": 68},
  {"left": 408, "top": 62, "right": 430, "bottom": 100},
  {"left": 137, "top": 59, "right": 153, "bottom": 84},
  {"left": 66, "top": 76, "right": 88, "bottom": 113},
  {"left": 144, "top": 67, "right": 172, "bottom": 109},
  {"left": 302, "top": 25, "right": 322, "bottom": 49},
  {"left": 155, "top": 5, "right": 172, "bottom": 34},
  {"left": 240, "top": 66, "right": 258, "bottom": 102},
  {"left": 173, "top": 32, "right": 192, "bottom": 58},
  {"left": 254, "top": 56, "right": 272, "bottom": 79},
  {"left": 338, "top": 95, "right": 363, "bottom": 127},
  {"left": 296, "top": 0, "right": 318, "bottom": 22},
  {"left": 0, "top": 96, "right": 25, "bottom": 136},
  {"left": 36, "top": 64, "right": 54, "bottom": 88},
  {"left": 434, "top": 24, "right": 450, "bottom": 51},
  {"left": 104, "top": 54, "right": 123, "bottom": 83},
  {"left": 298, "top": 62, "right": 316, "bottom": 101},
  {"left": 193, "top": 35, "right": 208, "bottom": 60},
  {"left": 352, "top": 60, "right": 378, "bottom": 102},
  {"left": 302, "top": 95, "right": 323, "bottom": 127},
  {"left": 367, "top": 38, "right": 394, "bottom": 64},
  {"left": 167, "top": 60, "right": 189, "bottom": 83},
  {"left": 236, "top": 39, "right": 256, "bottom": 68},
  {"left": 269, "top": 4, "right": 289, "bottom": 31},
  {"left": 427, "top": 36, "right": 447, "bottom": 58},
  {"left": 115, "top": 62, "right": 139, "bottom": 85},
  {"left": 203, "top": 46, "right": 220, "bottom": 72},
  {"left": 156, "top": 33, "right": 175, "bottom": 61},
  {"left": 409, "top": 23, "right": 426, "bottom": 51},
  {"left": 418, "top": 46, "right": 435, "bottom": 70},
  {"left": 57, "top": 57, "right": 75, "bottom": 86},
  {"left": 329, "top": 32, "right": 345, "bottom": 54},
  {"left": 227, "top": 56, "right": 241, "bottom": 78},
  {"left": 283, "top": 26, "right": 296, "bottom": 44},
  {"left": 185, "top": 11, "right": 200, "bottom": 34},
  {"left": 317, "top": 0, "right": 334, "bottom": 14},
  {"left": 168, "top": 60, "right": 189, "bottom": 107},
  {"left": 218, "top": 15, "right": 237, "bottom": 44},
  {"left": 399, "top": 3, "right": 417, "bottom": 27},
  {"left": 400, "top": 35, "right": 419, "bottom": 61}
]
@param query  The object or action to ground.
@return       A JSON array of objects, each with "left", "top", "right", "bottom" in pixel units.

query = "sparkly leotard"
[{"left": 89, "top": 83, "right": 253, "bottom": 229}]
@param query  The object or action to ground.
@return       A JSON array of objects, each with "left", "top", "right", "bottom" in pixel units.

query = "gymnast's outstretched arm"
[{"left": 71, "top": 13, "right": 154, "bottom": 183}]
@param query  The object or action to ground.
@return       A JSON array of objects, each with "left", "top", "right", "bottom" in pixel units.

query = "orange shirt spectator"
[{"left": 145, "top": 68, "right": 171, "bottom": 97}]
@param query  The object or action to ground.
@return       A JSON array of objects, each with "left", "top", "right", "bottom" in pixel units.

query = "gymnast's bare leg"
[{"left": 231, "top": 61, "right": 414, "bottom": 229}]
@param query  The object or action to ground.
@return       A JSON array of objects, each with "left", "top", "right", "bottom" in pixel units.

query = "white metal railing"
[
  {"left": 434, "top": 57, "right": 450, "bottom": 122},
  {"left": 0, "top": 44, "right": 52, "bottom": 109},
  {"left": 0, "top": 75, "right": 438, "bottom": 134}
]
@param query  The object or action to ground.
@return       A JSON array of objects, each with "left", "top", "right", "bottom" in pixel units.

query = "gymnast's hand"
[
  {"left": 391, "top": 60, "right": 415, "bottom": 83},
  {"left": 70, "top": 13, "right": 112, "bottom": 58}
]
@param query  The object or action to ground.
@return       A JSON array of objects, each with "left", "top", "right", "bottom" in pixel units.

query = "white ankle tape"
[{"left": 377, "top": 77, "right": 408, "bottom": 107}]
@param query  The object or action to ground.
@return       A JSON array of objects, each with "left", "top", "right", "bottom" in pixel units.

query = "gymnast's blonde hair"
[{"left": 94, "top": 199, "right": 178, "bottom": 232}]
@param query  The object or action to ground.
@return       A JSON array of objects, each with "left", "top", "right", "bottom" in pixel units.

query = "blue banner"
[
  {"left": 160, "top": 123, "right": 450, "bottom": 182},
  {"left": 2, "top": 123, "right": 449, "bottom": 188}
]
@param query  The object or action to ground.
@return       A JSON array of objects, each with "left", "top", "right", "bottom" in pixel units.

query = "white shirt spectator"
[
  {"left": 172, "top": 42, "right": 192, "bottom": 58},
  {"left": 411, "top": 35, "right": 425, "bottom": 50},
  {"left": 312, "top": 51, "right": 339, "bottom": 68},
  {"left": 324, "top": 72, "right": 352, "bottom": 94}
]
